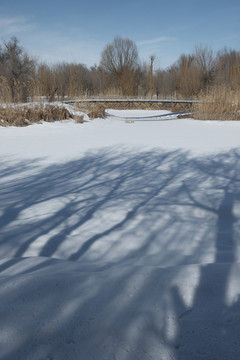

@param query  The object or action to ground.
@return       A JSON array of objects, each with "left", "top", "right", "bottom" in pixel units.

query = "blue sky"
[{"left": 0, "top": 0, "right": 240, "bottom": 69}]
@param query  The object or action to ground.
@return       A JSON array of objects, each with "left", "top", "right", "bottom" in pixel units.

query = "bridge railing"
[
  {"left": 64, "top": 98, "right": 198, "bottom": 104},
  {"left": 64, "top": 98, "right": 197, "bottom": 112}
]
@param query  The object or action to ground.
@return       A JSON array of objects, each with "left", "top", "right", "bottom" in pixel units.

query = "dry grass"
[
  {"left": 0, "top": 76, "right": 12, "bottom": 103},
  {"left": 71, "top": 114, "right": 84, "bottom": 123},
  {"left": 88, "top": 104, "right": 106, "bottom": 119},
  {"left": 0, "top": 104, "right": 72, "bottom": 127},
  {"left": 193, "top": 86, "right": 240, "bottom": 120}
]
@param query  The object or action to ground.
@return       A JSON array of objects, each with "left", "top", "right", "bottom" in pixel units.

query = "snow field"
[{"left": 0, "top": 109, "right": 240, "bottom": 359}]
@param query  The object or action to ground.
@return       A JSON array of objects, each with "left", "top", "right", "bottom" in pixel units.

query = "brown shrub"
[
  {"left": 0, "top": 104, "right": 71, "bottom": 127},
  {"left": 42, "top": 105, "right": 70, "bottom": 122},
  {"left": 72, "top": 114, "right": 84, "bottom": 123},
  {"left": 193, "top": 86, "right": 240, "bottom": 120},
  {"left": 88, "top": 104, "right": 106, "bottom": 119}
]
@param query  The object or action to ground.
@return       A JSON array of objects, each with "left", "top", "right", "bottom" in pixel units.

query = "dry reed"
[
  {"left": 194, "top": 86, "right": 240, "bottom": 120},
  {"left": 88, "top": 104, "right": 106, "bottom": 119},
  {"left": 72, "top": 114, "right": 84, "bottom": 123},
  {"left": 0, "top": 104, "right": 72, "bottom": 127}
]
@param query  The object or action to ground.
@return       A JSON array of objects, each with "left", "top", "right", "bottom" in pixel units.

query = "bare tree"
[
  {"left": 215, "top": 48, "right": 240, "bottom": 89},
  {"left": 37, "top": 63, "right": 58, "bottom": 101},
  {"left": 174, "top": 54, "right": 202, "bottom": 98},
  {"left": 100, "top": 37, "right": 139, "bottom": 95},
  {"left": 149, "top": 55, "right": 156, "bottom": 97},
  {"left": 0, "top": 37, "right": 36, "bottom": 102},
  {"left": 194, "top": 45, "right": 216, "bottom": 88}
]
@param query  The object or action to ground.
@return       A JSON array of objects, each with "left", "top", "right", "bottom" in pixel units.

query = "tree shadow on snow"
[
  {"left": 169, "top": 150, "right": 240, "bottom": 359},
  {"left": 0, "top": 147, "right": 240, "bottom": 359}
]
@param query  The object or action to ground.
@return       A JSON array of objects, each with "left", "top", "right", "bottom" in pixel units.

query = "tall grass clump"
[
  {"left": 0, "top": 104, "right": 72, "bottom": 127},
  {"left": 87, "top": 104, "right": 106, "bottom": 119},
  {"left": 0, "top": 76, "right": 12, "bottom": 103},
  {"left": 194, "top": 85, "right": 240, "bottom": 120}
]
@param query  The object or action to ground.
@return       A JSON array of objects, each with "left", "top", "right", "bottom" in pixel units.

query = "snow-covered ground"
[{"left": 0, "top": 109, "right": 240, "bottom": 359}]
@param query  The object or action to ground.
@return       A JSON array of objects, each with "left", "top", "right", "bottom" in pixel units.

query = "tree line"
[{"left": 0, "top": 36, "right": 240, "bottom": 102}]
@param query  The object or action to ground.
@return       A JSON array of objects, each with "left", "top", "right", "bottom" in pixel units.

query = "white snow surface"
[{"left": 0, "top": 109, "right": 240, "bottom": 359}]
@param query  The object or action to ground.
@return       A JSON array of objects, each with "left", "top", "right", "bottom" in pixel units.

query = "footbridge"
[{"left": 65, "top": 99, "right": 197, "bottom": 112}]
